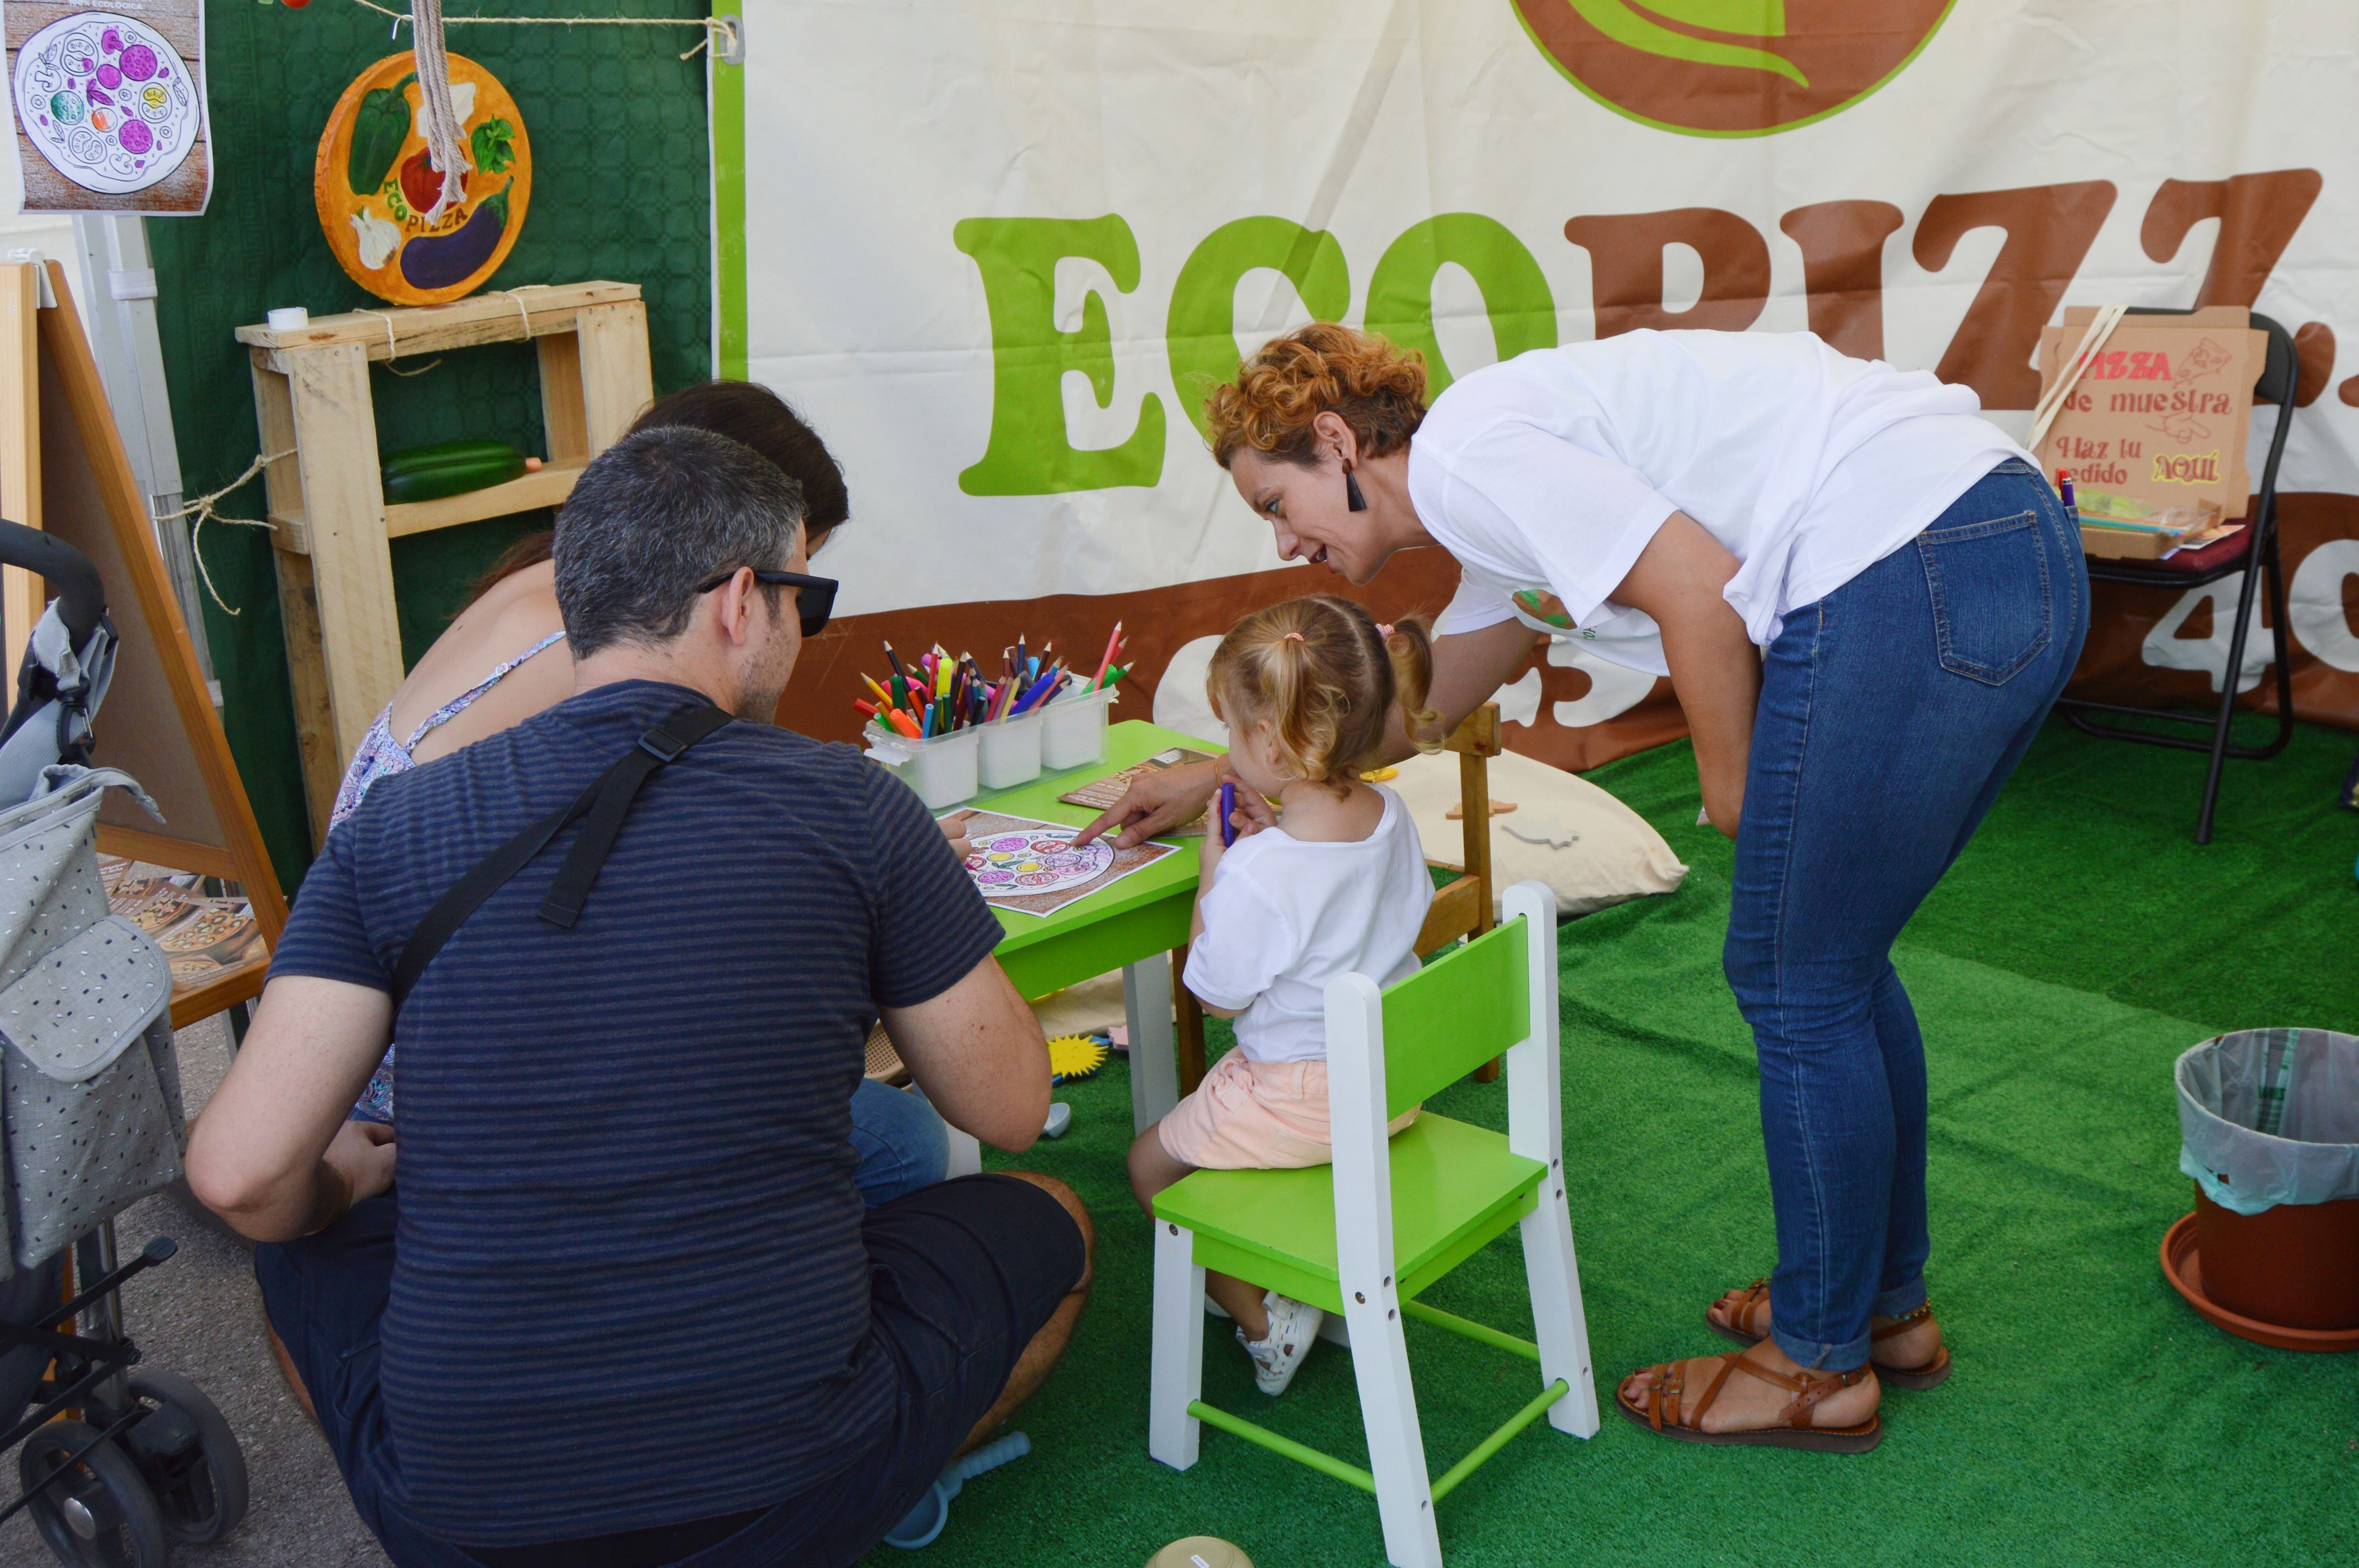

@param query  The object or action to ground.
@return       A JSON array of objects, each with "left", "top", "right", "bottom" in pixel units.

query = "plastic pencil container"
[
  {"left": 1039, "top": 680, "right": 1119, "bottom": 771},
  {"left": 864, "top": 721, "right": 981, "bottom": 810},
  {"left": 976, "top": 709, "right": 1045, "bottom": 791}
]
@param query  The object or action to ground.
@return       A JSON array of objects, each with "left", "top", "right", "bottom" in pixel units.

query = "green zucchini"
[{"left": 381, "top": 440, "right": 528, "bottom": 505}]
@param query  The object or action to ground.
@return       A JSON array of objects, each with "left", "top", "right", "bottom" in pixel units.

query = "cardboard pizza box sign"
[{"left": 2036, "top": 305, "right": 2266, "bottom": 521}]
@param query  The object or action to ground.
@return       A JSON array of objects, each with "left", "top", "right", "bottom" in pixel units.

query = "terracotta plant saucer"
[{"left": 2161, "top": 1213, "right": 2359, "bottom": 1353}]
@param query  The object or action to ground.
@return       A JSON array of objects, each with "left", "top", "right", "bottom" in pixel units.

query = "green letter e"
[{"left": 954, "top": 216, "right": 1166, "bottom": 496}]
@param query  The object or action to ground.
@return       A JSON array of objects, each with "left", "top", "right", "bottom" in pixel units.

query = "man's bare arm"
[
  {"left": 185, "top": 976, "right": 398, "bottom": 1241},
  {"left": 882, "top": 955, "right": 1051, "bottom": 1151},
  {"left": 1609, "top": 511, "right": 1759, "bottom": 838}
]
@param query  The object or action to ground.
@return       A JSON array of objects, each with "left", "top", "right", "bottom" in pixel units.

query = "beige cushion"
[{"left": 1386, "top": 748, "right": 1688, "bottom": 917}]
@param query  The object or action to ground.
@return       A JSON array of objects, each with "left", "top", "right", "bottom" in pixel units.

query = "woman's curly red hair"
[{"left": 1204, "top": 323, "right": 1429, "bottom": 470}]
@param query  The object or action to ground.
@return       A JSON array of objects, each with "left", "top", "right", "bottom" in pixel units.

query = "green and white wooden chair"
[{"left": 1147, "top": 881, "right": 1598, "bottom": 1568}]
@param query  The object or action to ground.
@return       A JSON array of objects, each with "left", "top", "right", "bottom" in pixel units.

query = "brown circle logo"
[{"left": 1512, "top": 0, "right": 1955, "bottom": 137}]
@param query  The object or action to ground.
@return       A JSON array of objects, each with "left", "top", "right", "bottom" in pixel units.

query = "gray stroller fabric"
[
  {"left": 0, "top": 766, "right": 181, "bottom": 1275},
  {"left": 0, "top": 604, "right": 116, "bottom": 810}
]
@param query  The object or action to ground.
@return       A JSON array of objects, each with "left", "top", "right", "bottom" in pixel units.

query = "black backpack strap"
[
  {"left": 389, "top": 703, "right": 732, "bottom": 1010},
  {"left": 537, "top": 703, "right": 733, "bottom": 929}
]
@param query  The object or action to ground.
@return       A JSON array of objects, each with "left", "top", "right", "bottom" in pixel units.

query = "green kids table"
[{"left": 929, "top": 719, "right": 1218, "bottom": 1173}]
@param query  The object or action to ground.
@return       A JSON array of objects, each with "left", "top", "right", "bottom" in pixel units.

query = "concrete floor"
[{"left": 0, "top": 1014, "right": 389, "bottom": 1568}]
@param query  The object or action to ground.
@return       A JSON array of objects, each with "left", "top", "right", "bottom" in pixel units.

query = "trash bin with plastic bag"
[{"left": 2168, "top": 1028, "right": 2359, "bottom": 1345}]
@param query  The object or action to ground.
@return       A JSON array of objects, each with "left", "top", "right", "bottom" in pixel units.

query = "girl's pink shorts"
[{"left": 1157, "top": 1047, "right": 1419, "bottom": 1170}]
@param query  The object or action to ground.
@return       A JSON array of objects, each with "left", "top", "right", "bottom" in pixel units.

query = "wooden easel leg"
[
  {"left": 1173, "top": 945, "right": 1206, "bottom": 1094},
  {"left": 0, "top": 263, "right": 41, "bottom": 662}
]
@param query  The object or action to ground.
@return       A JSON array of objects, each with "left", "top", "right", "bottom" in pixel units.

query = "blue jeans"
[
  {"left": 850, "top": 1079, "right": 949, "bottom": 1207},
  {"left": 349, "top": 1079, "right": 943, "bottom": 1208},
  {"left": 1724, "top": 458, "right": 2086, "bottom": 1371}
]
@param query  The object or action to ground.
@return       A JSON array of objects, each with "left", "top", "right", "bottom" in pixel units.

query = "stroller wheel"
[
  {"left": 18, "top": 1419, "right": 170, "bottom": 1567},
  {"left": 124, "top": 1371, "right": 248, "bottom": 1544}
]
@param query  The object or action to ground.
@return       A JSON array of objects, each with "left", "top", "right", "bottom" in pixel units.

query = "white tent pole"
[{"left": 69, "top": 213, "right": 213, "bottom": 689}]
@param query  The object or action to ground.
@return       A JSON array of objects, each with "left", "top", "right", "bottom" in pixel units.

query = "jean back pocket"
[{"left": 1916, "top": 510, "right": 2052, "bottom": 685}]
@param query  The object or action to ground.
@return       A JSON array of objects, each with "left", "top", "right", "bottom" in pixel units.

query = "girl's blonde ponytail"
[
  {"left": 1383, "top": 616, "right": 1443, "bottom": 754},
  {"left": 1206, "top": 595, "right": 1441, "bottom": 791}
]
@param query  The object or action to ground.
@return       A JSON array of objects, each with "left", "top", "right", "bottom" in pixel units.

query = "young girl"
[{"left": 1129, "top": 594, "right": 1441, "bottom": 1395}]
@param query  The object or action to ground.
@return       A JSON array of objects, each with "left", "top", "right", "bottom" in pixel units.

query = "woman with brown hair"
[
  {"left": 328, "top": 381, "right": 851, "bottom": 828},
  {"left": 1080, "top": 322, "right": 2088, "bottom": 1452}
]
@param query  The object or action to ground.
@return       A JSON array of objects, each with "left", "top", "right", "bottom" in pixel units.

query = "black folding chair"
[{"left": 2053, "top": 310, "right": 2298, "bottom": 845}]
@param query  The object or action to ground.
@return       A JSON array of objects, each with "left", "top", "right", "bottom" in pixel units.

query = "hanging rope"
[
  {"left": 159, "top": 450, "right": 297, "bottom": 617},
  {"left": 345, "top": 0, "right": 740, "bottom": 62},
  {"left": 354, "top": 309, "right": 443, "bottom": 378},
  {"left": 409, "top": 0, "right": 473, "bottom": 223}
]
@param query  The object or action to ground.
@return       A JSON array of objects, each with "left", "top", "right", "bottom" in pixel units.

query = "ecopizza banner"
[{"left": 715, "top": 0, "right": 2359, "bottom": 770}]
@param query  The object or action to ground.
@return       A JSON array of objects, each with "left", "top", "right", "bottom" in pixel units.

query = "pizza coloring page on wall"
[{"left": 6, "top": 0, "right": 209, "bottom": 213}]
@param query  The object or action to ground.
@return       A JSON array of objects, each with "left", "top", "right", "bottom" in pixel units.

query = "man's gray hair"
[{"left": 553, "top": 424, "right": 807, "bottom": 659}]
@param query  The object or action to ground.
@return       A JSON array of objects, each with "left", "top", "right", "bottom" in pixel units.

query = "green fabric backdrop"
[{"left": 149, "top": 0, "right": 714, "bottom": 893}]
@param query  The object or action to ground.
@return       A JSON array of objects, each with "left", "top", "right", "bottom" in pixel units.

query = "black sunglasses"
[{"left": 694, "top": 567, "right": 837, "bottom": 637}]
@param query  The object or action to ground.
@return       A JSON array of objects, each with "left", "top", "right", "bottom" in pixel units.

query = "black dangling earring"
[{"left": 1345, "top": 469, "right": 1368, "bottom": 513}]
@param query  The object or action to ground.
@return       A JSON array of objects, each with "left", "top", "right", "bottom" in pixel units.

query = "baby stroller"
[{"left": 0, "top": 519, "right": 247, "bottom": 1564}]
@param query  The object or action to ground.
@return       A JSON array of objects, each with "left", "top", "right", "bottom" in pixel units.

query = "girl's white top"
[
  {"left": 1182, "top": 784, "right": 1431, "bottom": 1065},
  {"left": 1410, "top": 330, "right": 2029, "bottom": 674}
]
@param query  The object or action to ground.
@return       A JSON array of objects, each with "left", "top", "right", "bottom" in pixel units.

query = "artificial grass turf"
[{"left": 890, "top": 718, "right": 2359, "bottom": 1567}]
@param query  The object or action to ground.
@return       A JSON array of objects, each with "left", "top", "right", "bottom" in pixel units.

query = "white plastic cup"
[
  {"left": 864, "top": 722, "right": 980, "bottom": 809},
  {"left": 266, "top": 306, "right": 310, "bottom": 332},
  {"left": 1039, "top": 681, "right": 1119, "bottom": 770},
  {"left": 977, "top": 709, "right": 1045, "bottom": 790}
]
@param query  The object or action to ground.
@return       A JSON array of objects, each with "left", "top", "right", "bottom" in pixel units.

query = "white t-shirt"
[
  {"left": 1411, "top": 331, "right": 2029, "bottom": 674},
  {"left": 1182, "top": 785, "right": 1431, "bottom": 1065}
]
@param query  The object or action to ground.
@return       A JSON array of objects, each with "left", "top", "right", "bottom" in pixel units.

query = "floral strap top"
[{"left": 331, "top": 630, "right": 565, "bottom": 1123}]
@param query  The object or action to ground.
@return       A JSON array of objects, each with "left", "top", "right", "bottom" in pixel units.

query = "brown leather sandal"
[
  {"left": 1706, "top": 1279, "right": 1953, "bottom": 1391},
  {"left": 1614, "top": 1345, "right": 1881, "bottom": 1453}
]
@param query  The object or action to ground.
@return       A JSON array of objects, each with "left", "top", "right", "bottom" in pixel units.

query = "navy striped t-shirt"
[{"left": 270, "top": 679, "right": 1004, "bottom": 1544}]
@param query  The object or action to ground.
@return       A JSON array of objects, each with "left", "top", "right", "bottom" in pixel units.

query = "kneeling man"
[{"left": 188, "top": 425, "right": 1089, "bottom": 1568}]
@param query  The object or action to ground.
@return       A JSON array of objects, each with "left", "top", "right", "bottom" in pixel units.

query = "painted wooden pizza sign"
[{"left": 314, "top": 53, "right": 531, "bottom": 306}]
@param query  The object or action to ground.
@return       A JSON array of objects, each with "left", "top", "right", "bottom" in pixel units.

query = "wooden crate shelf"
[
  {"left": 238, "top": 281, "right": 652, "bottom": 844},
  {"left": 266, "top": 459, "right": 590, "bottom": 553}
]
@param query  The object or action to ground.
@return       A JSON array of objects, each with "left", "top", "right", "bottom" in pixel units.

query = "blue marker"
[{"left": 1217, "top": 781, "right": 1237, "bottom": 847}]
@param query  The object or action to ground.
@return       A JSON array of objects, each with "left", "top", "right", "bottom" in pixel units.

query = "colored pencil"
[
  {"left": 1013, "top": 662, "right": 1067, "bottom": 714},
  {"left": 1088, "top": 621, "right": 1123, "bottom": 690}
]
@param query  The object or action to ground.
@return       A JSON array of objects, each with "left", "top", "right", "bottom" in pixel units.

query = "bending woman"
[
  {"left": 328, "top": 382, "right": 945, "bottom": 1206},
  {"left": 1081, "top": 323, "right": 2088, "bottom": 1451}
]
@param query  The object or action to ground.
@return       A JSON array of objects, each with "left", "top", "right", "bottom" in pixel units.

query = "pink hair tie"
[
  {"left": 1282, "top": 631, "right": 1305, "bottom": 642},
  {"left": 1376, "top": 623, "right": 1396, "bottom": 638}
]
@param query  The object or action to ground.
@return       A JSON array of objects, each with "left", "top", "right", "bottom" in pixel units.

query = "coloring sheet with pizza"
[
  {"left": 948, "top": 810, "right": 1177, "bottom": 918},
  {"left": 5, "top": 0, "right": 211, "bottom": 213}
]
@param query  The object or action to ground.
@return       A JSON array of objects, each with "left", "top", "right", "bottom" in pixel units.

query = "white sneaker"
[{"left": 1237, "top": 1291, "right": 1324, "bottom": 1395}]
